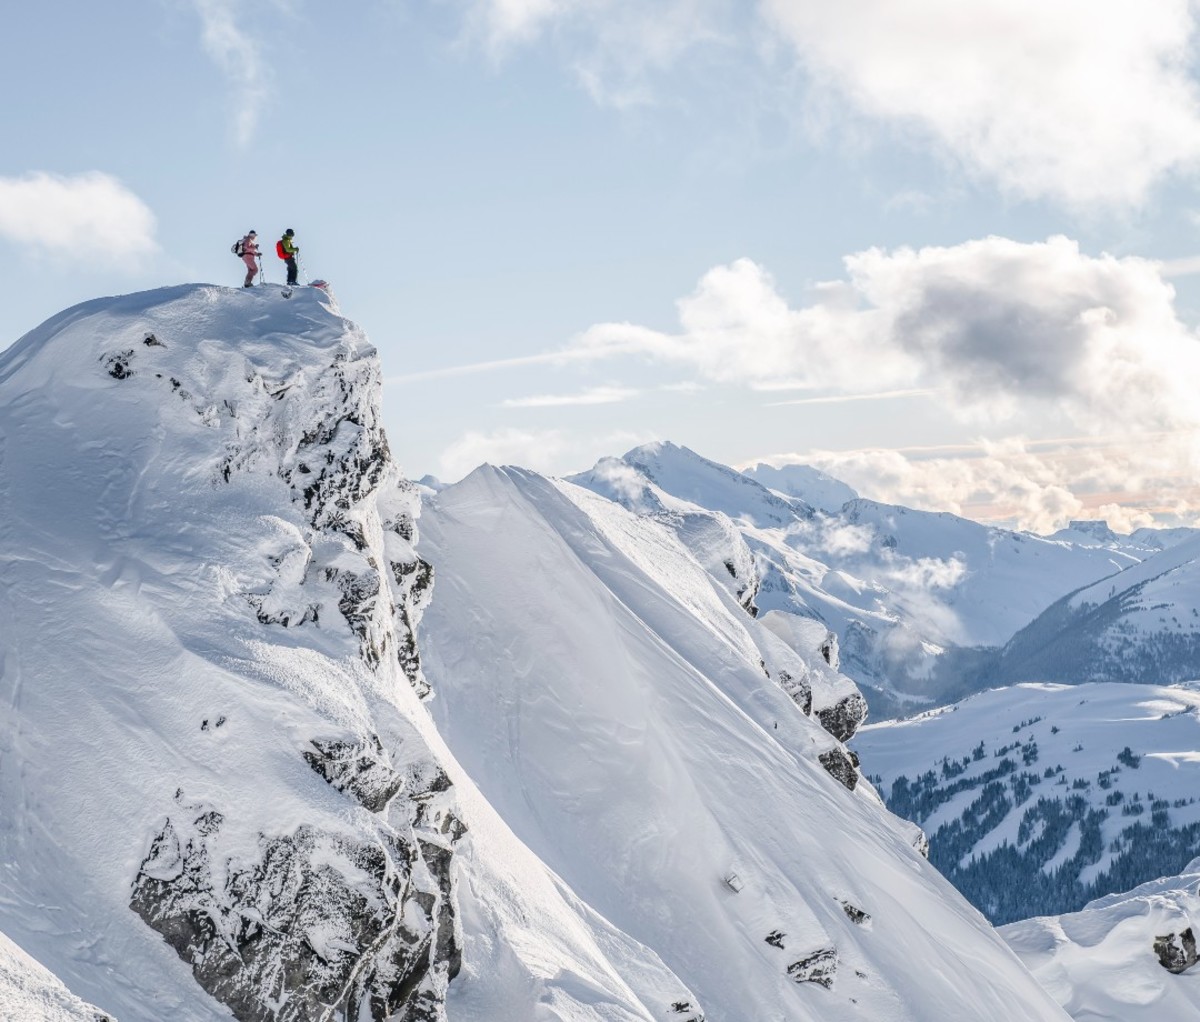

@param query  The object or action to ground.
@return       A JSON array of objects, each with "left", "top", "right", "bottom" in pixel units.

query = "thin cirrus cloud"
[
  {"left": 501, "top": 385, "right": 640, "bottom": 408},
  {"left": 0, "top": 172, "right": 158, "bottom": 264},
  {"left": 191, "top": 0, "right": 272, "bottom": 146}
]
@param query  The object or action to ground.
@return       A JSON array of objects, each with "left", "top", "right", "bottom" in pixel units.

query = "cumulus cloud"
[
  {"left": 762, "top": 0, "right": 1200, "bottom": 207},
  {"left": 570, "top": 236, "right": 1200, "bottom": 530},
  {"left": 191, "top": 0, "right": 272, "bottom": 145},
  {"left": 574, "top": 237, "right": 1200, "bottom": 434},
  {"left": 0, "top": 172, "right": 158, "bottom": 263}
]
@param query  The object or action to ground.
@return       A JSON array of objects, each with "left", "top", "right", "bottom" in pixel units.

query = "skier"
[
  {"left": 277, "top": 229, "right": 300, "bottom": 286},
  {"left": 239, "top": 230, "right": 260, "bottom": 287}
]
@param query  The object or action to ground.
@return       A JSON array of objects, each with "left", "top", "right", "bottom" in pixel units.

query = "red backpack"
[{"left": 276, "top": 239, "right": 288, "bottom": 260}]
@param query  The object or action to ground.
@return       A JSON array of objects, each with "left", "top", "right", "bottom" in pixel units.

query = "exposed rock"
[
  {"left": 104, "top": 350, "right": 134, "bottom": 379},
  {"left": 131, "top": 802, "right": 459, "bottom": 1022},
  {"left": 764, "top": 929, "right": 786, "bottom": 949},
  {"left": 1154, "top": 928, "right": 1198, "bottom": 974},
  {"left": 816, "top": 691, "right": 868, "bottom": 743},
  {"left": 819, "top": 631, "right": 840, "bottom": 671},
  {"left": 839, "top": 901, "right": 871, "bottom": 926},
  {"left": 819, "top": 747, "right": 859, "bottom": 791},
  {"left": 305, "top": 736, "right": 405, "bottom": 813},
  {"left": 776, "top": 670, "right": 813, "bottom": 716},
  {"left": 787, "top": 947, "right": 838, "bottom": 988}
]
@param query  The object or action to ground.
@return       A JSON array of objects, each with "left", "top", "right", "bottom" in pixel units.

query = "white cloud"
[
  {"left": 192, "top": 0, "right": 271, "bottom": 145},
  {"left": 774, "top": 434, "right": 1200, "bottom": 533},
  {"left": 501, "top": 385, "right": 639, "bottom": 407},
  {"left": 574, "top": 237, "right": 1200, "bottom": 435},
  {"left": 439, "top": 427, "right": 571, "bottom": 481},
  {"left": 762, "top": 0, "right": 1200, "bottom": 207},
  {"left": 570, "top": 236, "right": 1200, "bottom": 529},
  {"left": 0, "top": 172, "right": 158, "bottom": 264},
  {"left": 468, "top": 0, "right": 732, "bottom": 106}
]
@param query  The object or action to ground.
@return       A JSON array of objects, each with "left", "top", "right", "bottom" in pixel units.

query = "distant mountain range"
[{"left": 569, "top": 441, "right": 1197, "bottom": 715}]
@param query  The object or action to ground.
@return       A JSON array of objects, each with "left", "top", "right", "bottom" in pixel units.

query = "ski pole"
[
  {"left": 258, "top": 255, "right": 266, "bottom": 285},
  {"left": 297, "top": 254, "right": 309, "bottom": 285}
]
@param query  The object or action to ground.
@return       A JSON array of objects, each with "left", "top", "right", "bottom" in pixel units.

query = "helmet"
[
  {"left": 248, "top": 230, "right": 257, "bottom": 236},
  {"left": 284, "top": 228, "right": 294, "bottom": 236}
]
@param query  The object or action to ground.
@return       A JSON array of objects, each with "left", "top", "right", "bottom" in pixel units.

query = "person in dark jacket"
[{"left": 279, "top": 229, "right": 299, "bottom": 286}]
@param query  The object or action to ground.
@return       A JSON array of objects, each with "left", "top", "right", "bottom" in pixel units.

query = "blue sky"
[{"left": 6, "top": 1, "right": 1200, "bottom": 530}]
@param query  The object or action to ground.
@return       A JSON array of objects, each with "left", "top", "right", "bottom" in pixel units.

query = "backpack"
[
  {"left": 232, "top": 239, "right": 245, "bottom": 257},
  {"left": 276, "top": 239, "right": 288, "bottom": 260}
]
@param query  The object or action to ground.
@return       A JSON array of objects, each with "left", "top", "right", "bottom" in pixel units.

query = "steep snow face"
[
  {"left": 992, "top": 535, "right": 1200, "bottom": 686},
  {"left": 0, "top": 285, "right": 463, "bottom": 1022},
  {"left": 1002, "top": 862, "right": 1200, "bottom": 1021},
  {"left": 854, "top": 683, "right": 1200, "bottom": 925},
  {"left": 0, "top": 285, "right": 737, "bottom": 1022},
  {"left": 0, "top": 932, "right": 112, "bottom": 1022},
  {"left": 570, "top": 443, "right": 1142, "bottom": 705},
  {"left": 418, "top": 464, "right": 1072, "bottom": 1022}
]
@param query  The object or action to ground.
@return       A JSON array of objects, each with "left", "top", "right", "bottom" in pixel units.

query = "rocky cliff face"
[{"left": 0, "top": 285, "right": 462, "bottom": 1022}]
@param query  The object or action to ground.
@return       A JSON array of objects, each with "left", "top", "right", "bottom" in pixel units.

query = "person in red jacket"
[
  {"left": 278, "top": 229, "right": 299, "bottom": 286},
  {"left": 240, "top": 231, "right": 260, "bottom": 287}
]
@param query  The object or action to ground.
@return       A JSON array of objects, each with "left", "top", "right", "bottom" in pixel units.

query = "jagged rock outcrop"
[
  {"left": 816, "top": 691, "right": 869, "bottom": 744},
  {"left": 1154, "top": 928, "right": 1198, "bottom": 974},
  {"left": 787, "top": 947, "right": 838, "bottom": 988},
  {"left": 304, "top": 736, "right": 405, "bottom": 813},
  {"left": 130, "top": 796, "right": 459, "bottom": 1022},
  {"left": 819, "top": 746, "right": 860, "bottom": 791}
]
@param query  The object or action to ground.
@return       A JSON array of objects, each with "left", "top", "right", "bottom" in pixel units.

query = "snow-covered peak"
[
  {"left": 743, "top": 461, "right": 860, "bottom": 513},
  {"left": 604, "top": 440, "right": 809, "bottom": 526},
  {"left": 419, "top": 461, "right": 1073, "bottom": 1021}
]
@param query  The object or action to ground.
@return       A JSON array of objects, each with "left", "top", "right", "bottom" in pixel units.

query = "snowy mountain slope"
[
  {"left": 0, "top": 285, "right": 704, "bottom": 1022},
  {"left": 418, "top": 463, "right": 1074, "bottom": 1021},
  {"left": 987, "top": 535, "right": 1200, "bottom": 686},
  {"left": 0, "top": 932, "right": 112, "bottom": 1021},
  {"left": 853, "top": 683, "right": 1200, "bottom": 925},
  {"left": 1002, "top": 861, "right": 1200, "bottom": 1021},
  {"left": 743, "top": 461, "right": 859, "bottom": 513},
  {"left": 569, "top": 443, "right": 1142, "bottom": 704}
]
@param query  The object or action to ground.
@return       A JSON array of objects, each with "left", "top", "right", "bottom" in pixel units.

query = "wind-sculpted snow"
[
  {"left": 419, "top": 463, "right": 1074, "bottom": 1021},
  {"left": 855, "top": 682, "right": 1200, "bottom": 925},
  {"left": 1002, "top": 861, "right": 1200, "bottom": 1020},
  {"left": 0, "top": 932, "right": 113, "bottom": 1021}
]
